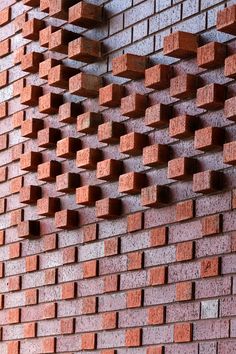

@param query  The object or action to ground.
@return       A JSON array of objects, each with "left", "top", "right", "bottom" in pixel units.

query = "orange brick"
[
  {"left": 62, "top": 282, "right": 76, "bottom": 300},
  {"left": 201, "top": 257, "right": 220, "bottom": 278},
  {"left": 176, "top": 282, "right": 194, "bottom": 301},
  {"left": 128, "top": 251, "right": 143, "bottom": 270},
  {"left": 25, "top": 255, "right": 39, "bottom": 272},
  {"left": 83, "top": 260, "right": 97, "bottom": 278},
  {"left": 127, "top": 212, "right": 143, "bottom": 232},
  {"left": 150, "top": 227, "right": 167, "bottom": 247},
  {"left": 81, "top": 333, "right": 96, "bottom": 350},
  {"left": 149, "top": 266, "right": 167, "bottom": 286},
  {"left": 174, "top": 323, "right": 193, "bottom": 343},
  {"left": 176, "top": 200, "right": 194, "bottom": 222},
  {"left": 148, "top": 306, "right": 165, "bottom": 325},
  {"left": 24, "top": 322, "right": 37, "bottom": 338},
  {"left": 176, "top": 241, "right": 194, "bottom": 262},
  {"left": 127, "top": 289, "right": 143, "bottom": 308},
  {"left": 102, "top": 312, "right": 117, "bottom": 330},
  {"left": 125, "top": 328, "right": 142, "bottom": 347}
]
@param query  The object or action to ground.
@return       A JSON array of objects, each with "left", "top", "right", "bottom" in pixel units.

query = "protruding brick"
[
  {"left": 9, "top": 243, "right": 21, "bottom": 259},
  {"left": 7, "top": 341, "right": 20, "bottom": 354},
  {"left": 98, "top": 121, "right": 125, "bottom": 144},
  {"left": 68, "top": 37, "right": 102, "bottom": 63},
  {"left": 102, "top": 312, "right": 117, "bottom": 330},
  {"left": 127, "top": 212, "right": 143, "bottom": 233},
  {"left": 120, "top": 132, "right": 148, "bottom": 156},
  {"left": 37, "top": 161, "right": 61, "bottom": 182},
  {"left": 125, "top": 328, "right": 142, "bottom": 347},
  {"left": 147, "top": 346, "right": 164, "bottom": 354},
  {"left": 145, "top": 103, "right": 172, "bottom": 128},
  {"left": 176, "top": 281, "right": 194, "bottom": 301},
  {"left": 121, "top": 93, "right": 147, "bottom": 118},
  {"left": 201, "top": 214, "right": 221, "bottom": 236},
  {"left": 223, "top": 141, "right": 236, "bottom": 165},
  {"left": 8, "top": 276, "right": 21, "bottom": 292},
  {"left": 60, "top": 318, "right": 75, "bottom": 334},
  {"left": 112, "top": 53, "right": 146, "bottom": 79},
  {"left": 20, "top": 185, "right": 42, "bottom": 204},
  {"left": 25, "top": 255, "right": 39, "bottom": 272},
  {"left": 24, "top": 322, "right": 37, "bottom": 338},
  {"left": 99, "top": 84, "right": 124, "bottom": 107},
  {"left": 174, "top": 323, "right": 193, "bottom": 343},
  {"left": 141, "top": 185, "right": 169, "bottom": 208},
  {"left": 76, "top": 185, "right": 101, "bottom": 206},
  {"left": 128, "top": 251, "right": 143, "bottom": 270},
  {"left": 49, "top": 0, "right": 78, "bottom": 20},
  {"left": 62, "top": 282, "right": 76, "bottom": 300},
  {"left": 39, "top": 58, "right": 60, "bottom": 80},
  {"left": 104, "top": 238, "right": 119, "bottom": 257},
  {"left": 127, "top": 289, "right": 143, "bottom": 308},
  {"left": 119, "top": 172, "right": 146, "bottom": 194},
  {"left": 0, "top": 7, "right": 10, "bottom": 26},
  {"left": 20, "top": 151, "right": 42, "bottom": 172},
  {"left": 0, "top": 70, "right": 8, "bottom": 88},
  {"left": 176, "top": 241, "right": 194, "bottom": 262},
  {"left": 59, "top": 102, "right": 81, "bottom": 124},
  {"left": 76, "top": 148, "right": 102, "bottom": 169},
  {"left": 21, "top": 118, "right": 44, "bottom": 139},
  {"left": 82, "top": 296, "right": 97, "bottom": 314},
  {"left": 97, "top": 159, "right": 123, "bottom": 181},
  {"left": 83, "top": 260, "right": 97, "bottom": 278},
  {"left": 12, "top": 111, "right": 25, "bottom": 129},
  {"left": 20, "top": 85, "right": 43, "bottom": 106},
  {"left": 25, "top": 288, "right": 38, "bottom": 305},
  {"left": 77, "top": 112, "right": 102, "bottom": 134},
  {"left": 194, "top": 126, "right": 224, "bottom": 151},
  {"left": 18, "top": 220, "right": 40, "bottom": 238},
  {"left": 48, "top": 64, "right": 78, "bottom": 90},
  {"left": 81, "top": 333, "right": 96, "bottom": 350},
  {"left": 197, "top": 42, "right": 226, "bottom": 69},
  {"left": 63, "top": 247, "right": 77, "bottom": 264},
  {"left": 163, "top": 31, "right": 198, "bottom": 58},
  {"left": 176, "top": 200, "right": 194, "bottom": 222},
  {"left": 169, "top": 114, "right": 196, "bottom": 139},
  {"left": 0, "top": 102, "right": 7, "bottom": 119},
  {"left": 49, "top": 29, "right": 77, "bottom": 54},
  {"left": 21, "top": 52, "right": 44, "bottom": 73},
  {"left": 42, "top": 337, "right": 56, "bottom": 353},
  {"left": 69, "top": 1, "right": 102, "bottom": 28},
  {"left": 14, "top": 13, "right": 28, "bottom": 34},
  {"left": 103, "top": 274, "right": 119, "bottom": 293},
  {"left": 22, "top": 18, "right": 45, "bottom": 40},
  {"left": 224, "top": 96, "right": 236, "bottom": 121},
  {"left": 168, "top": 157, "right": 195, "bottom": 180},
  {"left": 170, "top": 74, "right": 197, "bottom": 99},
  {"left": 55, "top": 209, "right": 78, "bottom": 230},
  {"left": 0, "top": 39, "right": 10, "bottom": 58},
  {"left": 96, "top": 198, "right": 121, "bottom": 219},
  {"left": 56, "top": 173, "right": 80, "bottom": 193},
  {"left": 143, "top": 144, "right": 169, "bottom": 167},
  {"left": 39, "top": 93, "right": 63, "bottom": 114},
  {"left": 145, "top": 64, "right": 172, "bottom": 90},
  {"left": 196, "top": 83, "right": 226, "bottom": 110},
  {"left": 201, "top": 257, "right": 220, "bottom": 277},
  {"left": 38, "top": 127, "right": 61, "bottom": 148},
  {"left": 37, "top": 197, "right": 60, "bottom": 216},
  {"left": 39, "top": 25, "right": 57, "bottom": 48},
  {"left": 11, "top": 145, "right": 24, "bottom": 162},
  {"left": 23, "top": 0, "right": 40, "bottom": 6},
  {"left": 216, "top": 4, "right": 236, "bottom": 35},
  {"left": 13, "top": 78, "right": 25, "bottom": 97},
  {"left": 83, "top": 223, "right": 98, "bottom": 243},
  {"left": 149, "top": 266, "right": 167, "bottom": 285},
  {"left": 56, "top": 137, "right": 80, "bottom": 159},
  {"left": 69, "top": 72, "right": 103, "bottom": 98},
  {"left": 150, "top": 227, "right": 167, "bottom": 247},
  {"left": 148, "top": 306, "right": 165, "bottom": 325},
  {"left": 193, "top": 170, "right": 223, "bottom": 194}
]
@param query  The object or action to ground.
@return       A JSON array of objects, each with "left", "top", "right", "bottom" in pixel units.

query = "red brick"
[
  {"left": 145, "top": 64, "right": 172, "bottom": 89},
  {"left": 197, "top": 42, "right": 226, "bottom": 69},
  {"left": 149, "top": 266, "right": 167, "bottom": 285},
  {"left": 56, "top": 172, "right": 80, "bottom": 193},
  {"left": 120, "top": 132, "right": 148, "bottom": 156},
  {"left": 60, "top": 318, "right": 75, "bottom": 334},
  {"left": 121, "top": 93, "right": 147, "bottom": 118},
  {"left": 176, "top": 241, "right": 194, "bottom": 262},
  {"left": 200, "top": 257, "right": 220, "bottom": 278},
  {"left": 43, "top": 303, "right": 57, "bottom": 319},
  {"left": 69, "top": 72, "right": 102, "bottom": 98},
  {"left": 20, "top": 85, "right": 43, "bottom": 107},
  {"left": 0, "top": 294, "right": 3, "bottom": 309},
  {"left": 25, "top": 255, "right": 39, "bottom": 272},
  {"left": 56, "top": 137, "right": 80, "bottom": 159},
  {"left": 62, "top": 282, "right": 76, "bottom": 300},
  {"left": 55, "top": 209, "right": 78, "bottom": 230},
  {"left": 76, "top": 148, "right": 102, "bottom": 169},
  {"left": 14, "top": 13, "right": 28, "bottom": 34},
  {"left": 168, "top": 157, "right": 195, "bottom": 180},
  {"left": 0, "top": 167, "right": 7, "bottom": 183},
  {"left": 196, "top": 83, "right": 226, "bottom": 110},
  {"left": 76, "top": 185, "right": 101, "bottom": 206},
  {"left": 201, "top": 214, "right": 221, "bottom": 236},
  {"left": 39, "top": 93, "right": 63, "bottom": 114},
  {"left": 176, "top": 281, "right": 194, "bottom": 301},
  {"left": 0, "top": 102, "right": 7, "bottom": 119},
  {"left": 18, "top": 220, "right": 40, "bottom": 238},
  {"left": 128, "top": 251, "right": 143, "bottom": 270},
  {"left": 44, "top": 233, "right": 57, "bottom": 252},
  {"left": 0, "top": 70, "right": 8, "bottom": 88},
  {"left": 125, "top": 328, "right": 142, "bottom": 347},
  {"left": 102, "top": 312, "right": 117, "bottom": 330},
  {"left": 104, "top": 238, "right": 119, "bottom": 257},
  {"left": 127, "top": 212, "right": 143, "bottom": 233},
  {"left": 0, "top": 134, "right": 8, "bottom": 151},
  {"left": 8, "top": 276, "right": 21, "bottom": 292},
  {"left": 63, "top": 247, "right": 77, "bottom": 265},
  {"left": 170, "top": 74, "right": 197, "bottom": 99},
  {"left": 77, "top": 112, "right": 102, "bottom": 133},
  {"left": 48, "top": 64, "right": 78, "bottom": 90},
  {"left": 148, "top": 306, "right": 165, "bottom": 325},
  {"left": 143, "top": 144, "right": 169, "bottom": 167},
  {"left": 169, "top": 114, "right": 195, "bottom": 139},
  {"left": 216, "top": 4, "right": 236, "bottom": 35},
  {"left": 37, "top": 161, "right": 61, "bottom": 182},
  {"left": 83, "top": 223, "right": 98, "bottom": 243},
  {"left": 96, "top": 198, "right": 121, "bottom": 219},
  {"left": 145, "top": 103, "right": 172, "bottom": 128},
  {"left": 0, "top": 7, "right": 10, "bottom": 26},
  {"left": 49, "top": 29, "right": 76, "bottom": 54},
  {"left": 25, "top": 289, "right": 38, "bottom": 305},
  {"left": 68, "top": 1, "right": 102, "bottom": 28},
  {"left": 0, "top": 39, "right": 10, "bottom": 58},
  {"left": 141, "top": 185, "right": 169, "bottom": 208},
  {"left": 223, "top": 141, "right": 236, "bottom": 165},
  {"left": 39, "top": 25, "right": 57, "bottom": 48},
  {"left": 12, "top": 111, "right": 25, "bottom": 129},
  {"left": 49, "top": 0, "right": 77, "bottom": 20},
  {"left": 174, "top": 323, "right": 193, "bottom": 343},
  {"left": 39, "top": 58, "right": 60, "bottom": 80},
  {"left": 103, "top": 274, "right": 119, "bottom": 293},
  {"left": 0, "top": 198, "right": 6, "bottom": 215},
  {"left": 192, "top": 170, "right": 223, "bottom": 194},
  {"left": 224, "top": 96, "right": 236, "bottom": 121},
  {"left": 83, "top": 260, "right": 97, "bottom": 278},
  {"left": 37, "top": 197, "right": 60, "bottom": 216},
  {"left": 24, "top": 322, "right": 37, "bottom": 338},
  {"left": 68, "top": 37, "right": 102, "bottom": 63},
  {"left": 59, "top": 102, "right": 81, "bottom": 124},
  {"left": 10, "top": 209, "right": 23, "bottom": 226},
  {"left": 164, "top": 31, "right": 198, "bottom": 58},
  {"left": 21, "top": 118, "right": 44, "bottom": 139},
  {"left": 147, "top": 346, "right": 164, "bottom": 354},
  {"left": 81, "top": 333, "right": 96, "bottom": 350},
  {"left": 10, "top": 176, "right": 23, "bottom": 194},
  {"left": 194, "top": 126, "right": 224, "bottom": 151},
  {"left": 0, "top": 262, "right": 4, "bottom": 278},
  {"left": 38, "top": 127, "right": 61, "bottom": 148},
  {"left": 0, "top": 230, "right": 5, "bottom": 246},
  {"left": 176, "top": 200, "right": 194, "bottom": 222},
  {"left": 127, "top": 289, "right": 143, "bottom": 308},
  {"left": 99, "top": 84, "right": 124, "bottom": 108},
  {"left": 150, "top": 227, "right": 167, "bottom": 247},
  {"left": 21, "top": 52, "right": 44, "bottom": 73},
  {"left": 13, "top": 78, "right": 25, "bottom": 97},
  {"left": 23, "top": 0, "right": 40, "bottom": 6},
  {"left": 97, "top": 159, "right": 123, "bottom": 181},
  {"left": 42, "top": 337, "right": 56, "bottom": 353},
  {"left": 98, "top": 121, "right": 126, "bottom": 144},
  {"left": 22, "top": 18, "right": 45, "bottom": 40},
  {"left": 7, "top": 341, "right": 20, "bottom": 354},
  {"left": 82, "top": 296, "right": 97, "bottom": 314},
  {"left": 119, "top": 172, "right": 146, "bottom": 194},
  {"left": 20, "top": 151, "right": 42, "bottom": 172}
]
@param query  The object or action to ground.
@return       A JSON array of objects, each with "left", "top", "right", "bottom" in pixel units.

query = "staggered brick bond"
[{"left": 0, "top": 0, "right": 236, "bottom": 353}]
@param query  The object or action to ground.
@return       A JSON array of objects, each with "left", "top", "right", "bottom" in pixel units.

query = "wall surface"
[{"left": 0, "top": 0, "right": 235, "bottom": 353}]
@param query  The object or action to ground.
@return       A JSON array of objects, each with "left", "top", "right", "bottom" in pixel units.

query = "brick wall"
[{"left": 0, "top": 0, "right": 235, "bottom": 353}]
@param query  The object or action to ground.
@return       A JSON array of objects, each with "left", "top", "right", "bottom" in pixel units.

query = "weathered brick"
[
  {"left": 98, "top": 121, "right": 126, "bottom": 144},
  {"left": 201, "top": 257, "right": 220, "bottom": 278},
  {"left": 176, "top": 200, "right": 194, "bottom": 222}
]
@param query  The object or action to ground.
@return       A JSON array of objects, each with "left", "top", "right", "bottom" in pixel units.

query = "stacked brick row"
[{"left": 0, "top": 0, "right": 235, "bottom": 353}]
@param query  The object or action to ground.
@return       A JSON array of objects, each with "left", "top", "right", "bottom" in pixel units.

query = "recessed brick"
[
  {"left": 112, "top": 53, "right": 146, "bottom": 79},
  {"left": 168, "top": 157, "right": 195, "bottom": 180},
  {"left": 216, "top": 4, "right": 236, "bottom": 35},
  {"left": 38, "top": 127, "right": 61, "bottom": 148},
  {"left": 176, "top": 241, "right": 194, "bottom": 262},
  {"left": 56, "top": 137, "right": 80, "bottom": 159},
  {"left": 55, "top": 209, "right": 78, "bottom": 230},
  {"left": 223, "top": 141, "right": 236, "bottom": 165},
  {"left": 56, "top": 172, "right": 80, "bottom": 193},
  {"left": 25, "top": 255, "right": 39, "bottom": 272},
  {"left": 76, "top": 148, "right": 102, "bottom": 169},
  {"left": 120, "top": 132, "right": 148, "bottom": 156},
  {"left": 63, "top": 247, "right": 77, "bottom": 265},
  {"left": 59, "top": 102, "right": 81, "bottom": 124},
  {"left": 143, "top": 144, "right": 169, "bottom": 167},
  {"left": 145, "top": 64, "right": 172, "bottom": 90},
  {"left": 82, "top": 296, "right": 97, "bottom": 314},
  {"left": 39, "top": 58, "right": 60, "bottom": 80},
  {"left": 176, "top": 200, "right": 194, "bottom": 222},
  {"left": 83, "top": 260, "right": 97, "bottom": 278},
  {"left": 37, "top": 197, "right": 60, "bottom": 216},
  {"left": 127, "top": 289, "right": 143, "bottom": 308},
  {"left": 127, "top": 211, "right": 143, "bottom": 233},
  {"left": 18, "top": 220, "right": 40, "bottom": 238},
  {"left": 121, "top": 93, "right": 147, "bottom": 118},
  {"left": 163, "top": 31, "right": 198, "bottom": 58},
  {"left": 196, "top": 83, "right": 226, "bottom": 110},
  {"left": 20, "top": 85, "right": 43, "bottom": 107},
  {"left": 69, "top": 1, "right": 102, "bottom": 28},
  {"left": 201, "top": 257, "right": 220, "bottom": 278},
  {"left": 96, "top": 198, "right": 121, "bottom": 219},
  {"left": 9, "top": 243, "right": 21, "bottom": 259},
  {"left": 119, "top": 172, "right": 146, "bottom": 194},
  {"left": 97, "top": 159, "right": 123, "bottom": 181},
  {"left": 39, "top": 25, "right": 57, "bottom": 48},
  {"left": 174, "top": 323, "right": 193, "bottom": 343},
  {"left": 20, "top": 185, "right": 42, "bottom": 204},
  {"left": 148, "top": 306, "right": 165, "bottom": 325},
  {"left": 81, "top": 333, "right": 96, "bottom": 350},
  {"left": 49, "top": 29, "right": 77, "bottom": 54},
  {"left": 42, "top": 337, "right": 56, "bottom": 354},
  {"left": 22, "top": 18, "right": 45, "bottom": 40},
  {"left": 21, "top": 52, "right": 44, "bottom": 73},
  {"left": 170, "top": 74, "right": 197, "bottom": 99},
  {"left": 60, "top": 318, "right": 75, "bottom": 334},
  {"left": 83, "top": 223, "right": 98, "bottom": 243},
  {"left": 125, "top": 328, "right": 142, "bottom": 347},
  {"left": 104, "top": 238, "right": 119, "bottom": 257},
  {"left": 39, "top": 93, "right": 63, "bottom": 114},
  {"left": 68, "top": 37, "right": 102, "bottom": 63},
  {"left": 20, "top": 151, "right": 42, "bottom": 172},
  {"left": 48, "top": 64, "right": 78, "bottom": 90},
  {"left": 77, "top": 112, "right": 102, "bottom": 134},
  {"left": 193, "top": 170, "right": 223, "bottom": 194},
  {"left": 98, "top": 121, "right": 126, "bottom": 144},
  {"left": 99, "top": 84, "right": 124, "bottom": 107},
  {"left": 201, "top": 214, "right": 221, "bottom": 236},
  {"left": 141, "top": 185, "right": 169, "bottom": 208},
  {"left": 194, "top": 126, "right": 224, "bottom": 151},
  {"left": 149, "top": 266, "right": 167, "bottom": 285},
  {"left": 76, "top": 185, "right": 101, "bottom": 206},
  {"left": 21, "top": 118, "right": 44, "bottom": 139},
  {"left": 102, "top": 312, "right": 117, "bottom": 330},
  {"left": 37, "top": 160, "right": 62, "bottom": 182},
  {"left": 224, "top": 96, "right": 236, "bottom": 121},
  {"left": 69, "top": 72, "right": 102, "bottom": 98},
  {"left": 24, "top": 322, "right": 37, "bottom": 338},
  {"left": 150, "top": 226, "right": 167, "bottom": 247},
  {"left": 169, "top": 114, "right": 196, "bottom": 139},
  {"left": 197, "top": 42, "right": 226, "bottom": 69},
  {"left": 128, "top": 251, "right": 143, "bottom": 270},
  {"left": 176, "top": 281, "right": 194, "bottom": 301},
  {"left": 145, "top": 103, "right": 172, "bottom": 128}
]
